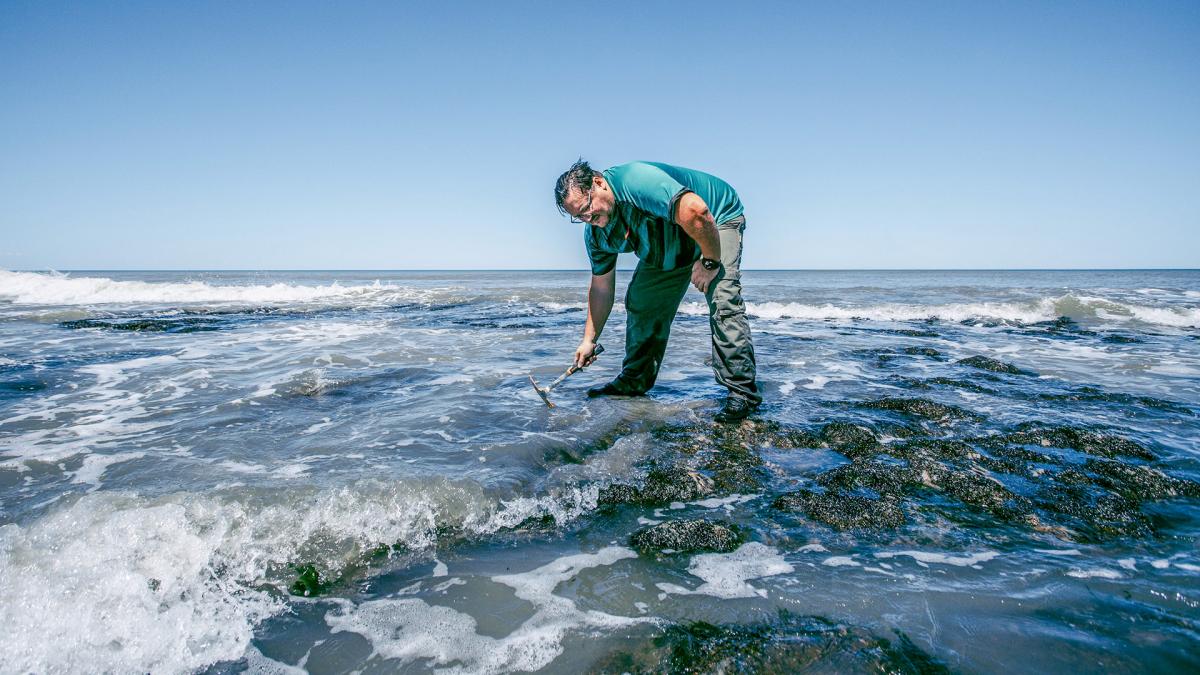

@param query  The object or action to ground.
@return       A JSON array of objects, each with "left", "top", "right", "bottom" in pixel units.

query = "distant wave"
[
  {"left": 680, "top": 295, "right": 1199, "bottom": 328},
  {"left": 0, "top": 270, "right": 433, "bottom": 306}
]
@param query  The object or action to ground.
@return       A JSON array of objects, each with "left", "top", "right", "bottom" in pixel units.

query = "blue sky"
[{"left": 1, "top": 1, "right": 1197, "bottom": 270}]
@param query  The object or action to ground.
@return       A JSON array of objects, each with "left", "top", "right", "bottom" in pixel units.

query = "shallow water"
[{"left": 0, "top": 269, "right": 1197, "bottom": 673}]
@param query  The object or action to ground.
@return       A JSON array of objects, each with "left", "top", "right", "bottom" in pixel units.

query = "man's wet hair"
[{"left": 555, "top": 159, "right": 597, "bottom": 217}]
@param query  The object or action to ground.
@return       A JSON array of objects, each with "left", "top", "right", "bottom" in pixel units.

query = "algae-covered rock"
[
  {"left": 630, "top": 519, "right": 743, "bottom": 554},
  {"left": 977, "top": 423, "right": 1155, "bottom": 460},
  {"left": 1084, "top": 459, "right": 1200, "bottom": 501},
  {"left": 773, "top": 489, "right": 906, "bottom": 530},
  {"left": 289, "top": 564, "right": 327, "bottom": 597},
  {"left": 590, "top": 612, "right": 951, "bottom": 674},
  {"left": 859, "top": 397, "right": 983, "bottom": 423},
  {"left": 640, "top": 467, "right": 716, "bottom": 504},
  {"left": 817, "top": 422, "right": 880, "bottom": 460},
  {"left": 903, "top": 346, "right": 943, "bottom": 358},
  {"left": 956, "top": 355, "right": 1034, "bottom": 375},
  {"left": 598, "top": 466, "right": 716, "bottom": 507},
  {"left": 816, "top": 460, "right": 922, "bottom": 498}
]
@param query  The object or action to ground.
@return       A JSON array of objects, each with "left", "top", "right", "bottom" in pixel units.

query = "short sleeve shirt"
[{"left": 584, "top": 162, "right": 744, "bottom": 276}]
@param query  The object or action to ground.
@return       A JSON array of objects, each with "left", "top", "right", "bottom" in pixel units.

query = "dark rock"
[
  {"left": 640, "top": 467, "right": 716, "bottom": 504},
  {"left": 1037, "top": 483, "right": 1155, "bottom": 541},
  {"left": 921, "top": 377, "right": 1000, "bottom": 395},
  {"left": 1030, "top": 387, "right": 1193, "bottom": 415},
  {"left": 630, "top": 519, "right": 743, "bottom": 554},
  {"left": 817, "top": 422, "right": 880, "bottom": 459},
  {"left": 816, "top": 460, "right": 922, "bottom": 498},
  {"left": 1101, "top": 334, "right": 1142, "bottom": 344},
  {"left": 289, "top": 564, "right": 328, "bottom": 597},
  {"left": 597, "top": 483, "right": 642, "bottom": 506},
  {"left": 1000, "top": 423, "right": 1156, "bottom": 460},
  {"left": 921, "top": 463, "right": 1031, "bottom": 521},
  {"left": 773, "top": 489, "right": 906, "bottom": 530},
  {"left": 61, "top": 317, "right": 223, "bottom": 333},
  {"left": 590, "top": 612, "right": 951, "bottom": 675},
  {"left": 598, "top": 466, "right": 716, "bottom": 507},
  {"left": 956, "top": 355, "right": 1034, "bottom": 375},
  {"left": 902, "top": 346, "right": 942, "bottom": 357},
  {"left": 888, "top": 438, "right": 976, "bottom": 462},
  {"left": 859, "top": 397, "right": 983, "bottom": 423},
  {"left": 1084, "top": 460, "right": 1200, "bottom": 501}
]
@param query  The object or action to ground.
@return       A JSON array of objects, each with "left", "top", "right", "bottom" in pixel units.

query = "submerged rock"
[
  {"left": 817, "top": 422, "right": 881, "bottom": 459},
  {"left": 591, "top": 612, "right": 951, "bottom": 674},
  {"left": 975, "top": 423, "right": 1156, "bottom": 460},
  {"left": 599, "top": 466, "right": 716, "bottom": 507},
  {"left": 859, "top": 397, "right": 983, "bottom": 423},
  {"left": 1084, "top": 459, "right": 1200, "bottom": 501},
  {"left": 630, "top": 519, "right": 743, "bottom": 554},
  {"left": 956, "top": 355, "right": 1034, "bottom": 375},
  {"left": 289, "top": 564, "right": 328, "bottom": 597},
  {"left": 902, "top": 346, "right": 943, "bottom": 357},
  {"left": 816, "top": 460, "right": 922, "bottom": 498},
  {"left": 773, "top": 489, "right": 907, "bottom": 530},
  {"left": 61, "top": 317, "right": 222, "bottom": 333}
]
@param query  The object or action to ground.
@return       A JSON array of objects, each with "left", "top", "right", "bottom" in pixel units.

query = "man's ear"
[{"left": 593, "top": 175, "right": 606, "bottom": 191}]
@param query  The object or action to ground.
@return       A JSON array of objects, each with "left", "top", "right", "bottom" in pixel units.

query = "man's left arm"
[{"left": 674, "top": 191, "right": 722, "bottom": 293}]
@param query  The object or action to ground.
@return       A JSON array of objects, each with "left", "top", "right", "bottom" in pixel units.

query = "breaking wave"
[
  {"left": 0, "top": 479, "right": 600, "bottom": 674},
  {"left": 680, "top": 294, "right": 1200, "bottom": 328},
  {"left": 0, "top": 270, "right": 438, "bottom": 307}
]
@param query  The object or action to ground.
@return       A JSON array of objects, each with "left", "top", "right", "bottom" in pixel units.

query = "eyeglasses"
[{"left": 569, "top": 189, "right": 597, "bottom": 224}]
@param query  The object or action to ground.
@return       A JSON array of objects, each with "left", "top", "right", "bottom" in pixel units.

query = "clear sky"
[{"left": 1, "top": 1, "right": 1197, "bottom": 270}]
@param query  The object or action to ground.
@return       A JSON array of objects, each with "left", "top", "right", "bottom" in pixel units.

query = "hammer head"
[{"left": 528, "top": 374, "right": 556, "bottom": 408}]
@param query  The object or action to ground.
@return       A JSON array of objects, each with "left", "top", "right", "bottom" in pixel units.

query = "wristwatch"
[{"left": 700, "top": 257, "right": 720, "bottom": 271}]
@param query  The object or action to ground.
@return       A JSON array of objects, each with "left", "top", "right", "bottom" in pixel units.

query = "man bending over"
[{"left": 554, "top": 160, "right": 762, "bottom": 422}]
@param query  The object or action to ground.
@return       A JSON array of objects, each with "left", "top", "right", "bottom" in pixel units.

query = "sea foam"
[
  {"left": 0, "top": 270, "right": 432, "bottom": 307},
  {"left": 0, "top": 478, "right": 604, "bottom": 674}
]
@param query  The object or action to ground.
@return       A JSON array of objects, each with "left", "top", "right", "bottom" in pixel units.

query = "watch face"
[{"left": 703, "top": 258, "right": 719, "bottom": 270}]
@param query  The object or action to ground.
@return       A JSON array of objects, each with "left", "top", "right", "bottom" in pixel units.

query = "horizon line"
[{"left": 8, "top": 267, "right": 1200, "bottom": 273}]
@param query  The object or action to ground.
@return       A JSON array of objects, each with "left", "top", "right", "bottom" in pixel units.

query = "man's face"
[{"left": 563, "top": 175, "right": 615, "bottom": 228}]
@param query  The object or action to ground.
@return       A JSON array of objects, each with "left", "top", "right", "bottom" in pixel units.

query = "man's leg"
[
  {"left": 612, "top": 262, "right": 691, "bottom": 394},
  {"left": 705, "top": 216, "right": 761, "bottom": 405}
]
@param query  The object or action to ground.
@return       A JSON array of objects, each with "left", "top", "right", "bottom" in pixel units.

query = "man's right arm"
[{"left": 576, "top": 269, "right": 615, "bottom": 368}]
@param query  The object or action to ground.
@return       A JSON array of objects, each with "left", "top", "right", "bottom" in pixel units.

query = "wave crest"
[{"left": 0, "top": 270, "right": 435, "bottom": 307}]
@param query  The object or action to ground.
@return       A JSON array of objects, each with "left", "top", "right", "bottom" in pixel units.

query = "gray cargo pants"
[{"left": 612, "top": 216, "right": 761, "bottom": 403}]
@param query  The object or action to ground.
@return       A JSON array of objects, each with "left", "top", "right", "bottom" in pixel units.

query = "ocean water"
[{"left": 0, "top": 268, "right": 1197, "bottom": 673}]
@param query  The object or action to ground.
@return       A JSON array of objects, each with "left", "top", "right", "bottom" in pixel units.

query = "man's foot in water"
[
  {"left": 714, "top": 395, "right": 758, "bottom": 423},
  {"left": 586, "top": 380, "right": 645, "bottom": 398}
]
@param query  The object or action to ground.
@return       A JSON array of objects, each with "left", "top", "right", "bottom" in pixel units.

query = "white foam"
[
  {"left": 688, "top": 494, "right": 756, "bottom": 509},
  {"left": 803, "top": 375, "right": 831, "bottom": 390},
  {"left": 0, "top": 477, "right": 606, "bottom": 674},
  {"left": 1066, "top": 568, "right": 1122, "bottom": 580},
  {"left": 1034, "top": 548, "right": 1082, "bottom": 556},
  {"left": 302, "top": 418, "right": 335, "bottom": 435},
  {"left": 1118, "top": 558, "right": 1138, "bottom": 571},
  {"left": 429, "top": 374, "right": 473, "bottom": 386},
  {"left": 798, "top": 544, "right": 828, "bottom": 553},
  {"left": 69, "top": 451, "right": 146, "bottom": 490},
  {"left": 822, "top": 556, "right": 860, "bottom": 567},
  {"left": 326, "top": 547, "right": 644, "bottom": 674},
  {"left": 0, "top": 269, "right": 437, "bottom": 307},
  {"left": 874, "top": 550, "right": 1000, "bottom": 567},
  {"left": 676, "top": 293, "right": 1200, "bottom": 327},
  {"left": 655, "top": 543, "right": 793, "bottom": 599}
]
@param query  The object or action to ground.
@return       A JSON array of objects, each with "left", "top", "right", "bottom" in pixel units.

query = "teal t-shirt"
[{"left": 584, "top": 162, "right": 744, "bottom": 276}]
